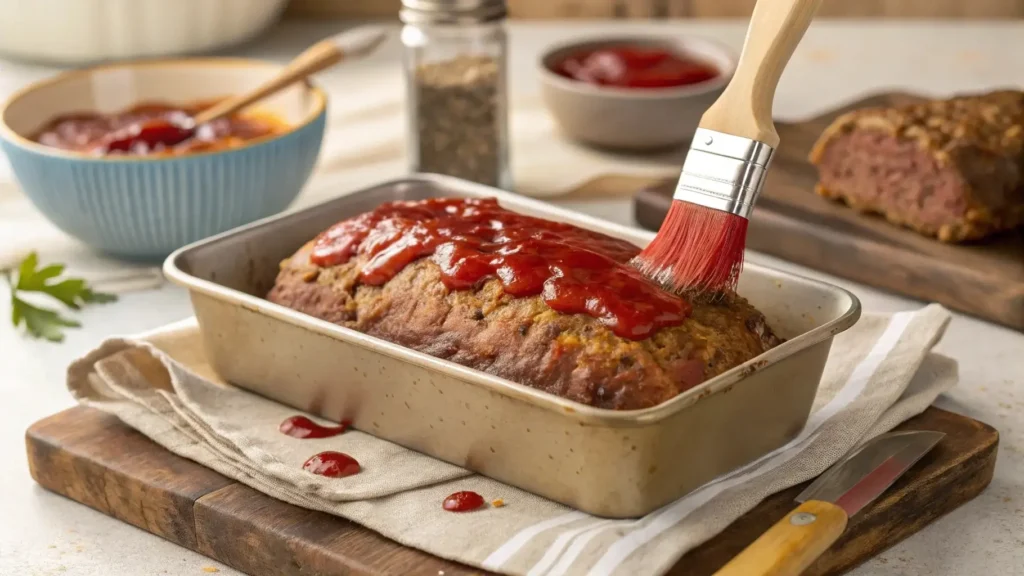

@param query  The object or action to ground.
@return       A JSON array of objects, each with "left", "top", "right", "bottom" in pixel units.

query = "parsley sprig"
[{"left": 2, "top": 252, "right": 117, "bottom": 342}]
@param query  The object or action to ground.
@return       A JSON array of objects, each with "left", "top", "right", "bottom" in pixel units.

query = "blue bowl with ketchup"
[
  {"left": 539, "top": 36, "right": 736, "bottom": 150},
  {"left": 0, "top": 58, "right": 326, "bottom": 260}
]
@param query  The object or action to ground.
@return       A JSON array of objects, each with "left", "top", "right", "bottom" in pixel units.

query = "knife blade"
[
  {"left": 714, "top": 430, "right": 945, "bottom": 576},
  {"left": 796, "top": 430, "right": 946, "bottom": 517}
]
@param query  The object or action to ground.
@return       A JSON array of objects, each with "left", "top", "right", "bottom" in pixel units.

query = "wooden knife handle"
[
  {"left": 698, "top": 0, "right": 823, "bottom": 148},
  {"left": 713, "top": 500, "right": 848, "bottom": 576}
]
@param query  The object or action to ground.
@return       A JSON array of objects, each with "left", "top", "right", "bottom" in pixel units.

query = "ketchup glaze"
[
  {"left": 552, "top": 45, "right": 719, "bottom": 89},
  {"left": 33, "top": 100, "right": 286, "bottom": 156},
  {"left": 309, "top": 198, "right": 690, "bottom": 340}
]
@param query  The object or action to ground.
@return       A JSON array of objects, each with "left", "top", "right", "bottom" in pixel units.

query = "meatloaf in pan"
[
  {"left": 268, "top": 197, "right": 782, "bottom": 410},
  {"left": 809, "top": 89, "right": 1024, "bottom": 242}
]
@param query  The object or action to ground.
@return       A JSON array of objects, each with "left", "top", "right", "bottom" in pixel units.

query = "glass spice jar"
[{"left": 400, "top": 0, "right": 511, "bottom": 189}]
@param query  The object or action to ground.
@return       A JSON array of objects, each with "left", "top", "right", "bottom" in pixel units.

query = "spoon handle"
[{"left": 192, "top": 25, "right": 387, "bottom": 126}]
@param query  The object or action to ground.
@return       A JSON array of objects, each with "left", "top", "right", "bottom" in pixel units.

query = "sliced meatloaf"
[
  {"left": 809, "top": 90, "right": 1024, "bottom": 242},
  {"left": 267, "top": 201, "right": 782, "bottom": 411}
]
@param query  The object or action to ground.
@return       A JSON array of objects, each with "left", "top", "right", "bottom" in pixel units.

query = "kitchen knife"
[{"left": 714, "top": 430, "right": 946, "bottom": 576}]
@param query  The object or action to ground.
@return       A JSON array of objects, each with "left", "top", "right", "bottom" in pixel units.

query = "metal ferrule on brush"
[{"left": 673, "top": 128, "right": 776, "bottom": 219}]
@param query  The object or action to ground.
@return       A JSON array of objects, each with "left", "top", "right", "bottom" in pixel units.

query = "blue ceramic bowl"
[{"left": 0, "top": 59, "right": 327, "bottom": 260}]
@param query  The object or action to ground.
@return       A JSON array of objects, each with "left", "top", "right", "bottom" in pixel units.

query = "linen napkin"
[{"left": 67, "top": 304, "right": 956, "bottom": 576}]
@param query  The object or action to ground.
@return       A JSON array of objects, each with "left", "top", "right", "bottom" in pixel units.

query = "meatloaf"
[
  {"left": 267, "top": 198, "right": 782, "bottom": 410},
  {"left": 809, "top": 90, "right": 1024, "bottom": 242}
]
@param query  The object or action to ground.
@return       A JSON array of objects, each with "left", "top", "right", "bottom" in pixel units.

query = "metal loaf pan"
[{"left": 164, "top": 174, "right": 861, "bottom": 518}]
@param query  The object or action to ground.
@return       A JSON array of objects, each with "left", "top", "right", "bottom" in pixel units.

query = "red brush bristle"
[{"left": 631, "top": 201, "right": 748, "bottom": 295}]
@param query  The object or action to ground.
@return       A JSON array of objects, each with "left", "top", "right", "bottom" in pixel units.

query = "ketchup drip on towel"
[
  {"left": 443, "top": 491, "right": 485, "bottom": 512},
  {"left": 279, "top": 415, "right": 350, "bottom": 439},
  {"left": 303, "top": 451, "right": 360, "bottom": 478},
  {"left": 309, "top": 198, "right": 691, "bottom": 340}
]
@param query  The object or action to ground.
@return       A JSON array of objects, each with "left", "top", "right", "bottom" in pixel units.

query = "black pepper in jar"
[{"left": 413, "top": 55, "right": 503, "bottom": 187}]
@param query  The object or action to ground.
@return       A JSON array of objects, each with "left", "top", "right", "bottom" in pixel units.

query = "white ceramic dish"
[
  {"left": 539, "top": 35, "right": 737, "bottom": 150},
  {"left": 0, "top": 0, "right": 288, "bottom": 64}
]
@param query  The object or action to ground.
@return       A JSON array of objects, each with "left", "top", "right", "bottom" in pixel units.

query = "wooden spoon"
[
  {"left": 95, "top": 25, "right": 388, "bottom": 153},
  {"left": 191, "top": 25, "right": 387, "bottom": 126}
]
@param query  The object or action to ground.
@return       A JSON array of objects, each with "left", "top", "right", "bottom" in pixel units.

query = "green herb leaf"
[
  {"left": 11, "top": 296, "right": 81, "bottom": 342},
  {"left": 13, "top": 252, "right": 94, "bottom": 308},
  {"left": 18, "top": 263, "right": 65, "bottom": 289},
  {"left": 2, "top": 252, "right": 118, "bottom": 342},
  {"left": 81, "top": 289, "right": 118, "bottom": 304},
  {"left": 16, "top": 252, "right": 39, "bottom": 287},
  {"left": 36, "top": 278, "right": 88, "bottom": 309},
  {"left": 10, "top": 293, "right": 21, "bottom": 327}
]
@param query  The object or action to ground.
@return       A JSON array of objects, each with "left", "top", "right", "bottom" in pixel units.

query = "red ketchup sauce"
[
  {"left": 98, "top": 119, "right": 196, "bottom": 154},
  {"left": 552, "top": 45, "right": 719, "bottom": 89},
  {"left": 443, "top": 491, "right": 485, "bottom": 512},
  {"left": 279, "top": 415, "right": 351, "bottom": 439},
  {"left": 302, "top": 451, "right": 361, "bottom": 478},
  {"left": 309, "top": 198, "right": 690, "bottom": 340},
  {"left": 32, "top": 100, "right": 286, "bottom": 156}
]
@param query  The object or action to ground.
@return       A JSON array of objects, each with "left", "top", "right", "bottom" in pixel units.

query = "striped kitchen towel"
[{"left": 67, "top": 304, "right": 956, "bottom": 576}]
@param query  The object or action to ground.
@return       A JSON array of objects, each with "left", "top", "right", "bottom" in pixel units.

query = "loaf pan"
[{"left": 164, "top": 174, "right": 861, "bottom": 518}]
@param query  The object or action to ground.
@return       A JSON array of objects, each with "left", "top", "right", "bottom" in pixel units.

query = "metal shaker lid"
[{"left": 400, "top": 0, "right": 507, "bottom": 24}]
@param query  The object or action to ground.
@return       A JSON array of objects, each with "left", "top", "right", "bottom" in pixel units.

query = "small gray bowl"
[{"left": 539, "top": 36, "right": 736, "bottom": 150}]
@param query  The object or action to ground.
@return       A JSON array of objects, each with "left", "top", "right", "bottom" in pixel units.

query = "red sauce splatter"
[
  {"left": 302, "top": 451, "right": 361, "bottom": 478},
  {"left": 279, "top": 415, "right": 351, "bottom": 439},
  {"left": 552, "top": 45, "right": 719, "bottom": 89},
  {"left": 309, "top": 198, "right": 690, "bottom": 340},
  {"left": 443, "top": 491, "right": 486, "bottom": 512}
]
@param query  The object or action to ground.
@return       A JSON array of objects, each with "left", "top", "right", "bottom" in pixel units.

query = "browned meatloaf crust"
[
  {"left": 267, "top": 233, "right": 782, "bottom": 411},
  {"left": 809, "top": 90, "right": 1024, "bottom": 242}
]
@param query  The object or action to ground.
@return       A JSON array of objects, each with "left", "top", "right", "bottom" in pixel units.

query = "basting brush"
[{"left": 632, "top": 0, "right": 823, "bottom": 295}]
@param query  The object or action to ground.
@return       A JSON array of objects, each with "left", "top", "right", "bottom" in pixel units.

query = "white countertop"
[{"left": 1, "top": 19, "right": 1022, "bottom": 576}]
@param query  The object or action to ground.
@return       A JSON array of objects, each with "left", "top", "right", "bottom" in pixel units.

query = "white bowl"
[
  {"left": 539, "top": 36, "right": 737, "bottom": 150},
  {"left": 0, "top": 0, "right": 289, "bottom": 65}
]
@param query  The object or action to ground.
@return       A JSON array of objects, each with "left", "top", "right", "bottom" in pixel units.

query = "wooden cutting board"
[
  {"left": 28, "top": 405, "right": 997, "bottom": 576},
  {"left": 627, "top": 92, "right": 1024, "bottom": 332}
]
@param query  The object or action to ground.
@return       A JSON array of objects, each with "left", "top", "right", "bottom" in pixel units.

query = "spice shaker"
[{"left": 400, "top": 0, "right": 511, "bottom": 189}]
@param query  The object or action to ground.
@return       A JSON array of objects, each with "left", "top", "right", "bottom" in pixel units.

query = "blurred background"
[
  {"left": 286, "top": 0, "right": 1024, "bottom": 18},
  {"left": 5, "top": 0, "right": 1018, "bottom": 69}
]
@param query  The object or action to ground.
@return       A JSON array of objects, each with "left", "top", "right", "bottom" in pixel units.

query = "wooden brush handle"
[
  {"left": 713, "top": 500, "right": 848, "bottom": 576},
  {"left": 192, "top": 26, "right": 387, "bottom": 126},
  {"left": 698, "top": 0, "right": 823, "bottom": 147}
]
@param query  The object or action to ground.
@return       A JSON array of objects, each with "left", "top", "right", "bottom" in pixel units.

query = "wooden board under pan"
[{"left": 27, "top": 405, "right": 997, "bottom": 576}]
